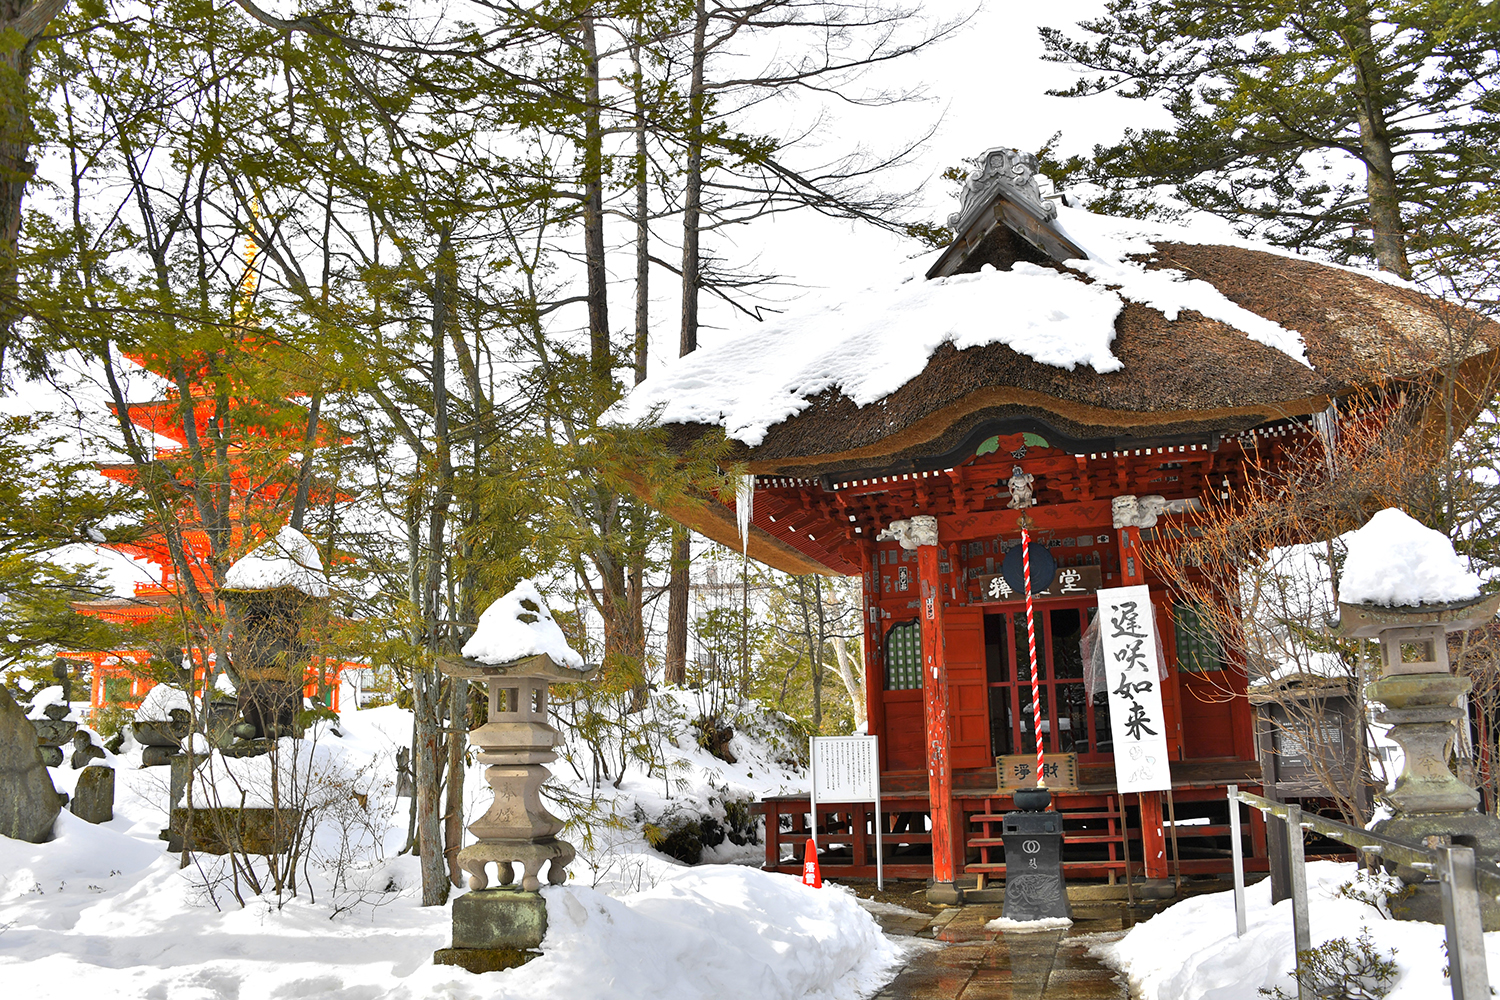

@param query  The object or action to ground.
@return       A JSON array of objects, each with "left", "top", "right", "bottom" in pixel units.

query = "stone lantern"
[
  {"left": 220, "top": 527, "right": 331, "bottom": 740},
  {"left": 434, "top": 581, "right": 595, "bottom": 974},
  {"left": 1342, "top": 593, "right": 1500, "bottom": 849},
  {"left": 436, "top": 651, "right": 596, "bottom": 893},
  {"left": 1338, "top": 509, "right": 1500, "bottom": 924}
]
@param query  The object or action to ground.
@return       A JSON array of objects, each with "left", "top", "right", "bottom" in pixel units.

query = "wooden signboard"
[
  {"left": 977, "top": 564, "right": 1102, "bottom": 602},
  {"left": 996, "top": 752, "right": 1079, "bottom": 792}
]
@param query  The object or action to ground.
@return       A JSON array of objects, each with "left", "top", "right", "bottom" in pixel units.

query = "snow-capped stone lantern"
[
  {"left": 220, "top": 527, "right": 331, "bottom": 740},
  {"left": 1338, "top": 509, "right": 1500, "bottom": 923},
  {"left": 434, "top": 580, "right": 595, "bottom": 974}
]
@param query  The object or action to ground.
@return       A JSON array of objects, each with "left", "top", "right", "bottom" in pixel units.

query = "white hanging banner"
[
  {"left": 1097, "top": 585, "right": 1173, "bottom": 793},
  {"left": 809, "top": 735, "right": 883, "bottom": 889}
]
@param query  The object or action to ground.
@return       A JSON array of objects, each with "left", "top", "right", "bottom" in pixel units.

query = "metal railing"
[{"left": 1228, "top": 785, "right": 1495, "bottom": 1000}]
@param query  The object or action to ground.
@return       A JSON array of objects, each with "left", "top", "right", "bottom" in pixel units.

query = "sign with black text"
[
  {"left": 809, "top": 735, "right": 885, "bottom": 889},
  {"left": 1097, "top": 585, "right": 1173, "bottom": 793}
]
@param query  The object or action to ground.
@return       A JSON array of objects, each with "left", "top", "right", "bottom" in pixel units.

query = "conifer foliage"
[{"left": 1041, "top": 1, "right": 1500, "bottom": 287}]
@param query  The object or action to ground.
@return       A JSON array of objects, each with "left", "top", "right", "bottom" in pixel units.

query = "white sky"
[{"left": 657, "top": 0, "right": 1174, "bottom": 368}]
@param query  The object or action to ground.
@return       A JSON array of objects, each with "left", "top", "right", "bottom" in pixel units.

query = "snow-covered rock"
[
  {"left": 461, "top": 579, "right": 585, "bottom": 669},
  {"left": 132, "top": 683, "right": 190, "bottom": 722},
  {"left": 1340, "top": 508, "right": 1482, "bottom": 607},
  {"left": 222, "top": 526, "right": 329, "bottom": 598}
]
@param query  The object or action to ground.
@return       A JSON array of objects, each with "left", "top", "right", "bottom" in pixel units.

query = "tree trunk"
[
  {"left": 664, "top": 526, "right": 690, "bottom": 685},
  {"left": 630, "top": 31, "right": 649, "bottom": 387},
  {"left": 417, "top": 233, "right": 456, "bottom": 906},
  {"left": 443, "top": 676, "right": 468, "bottom": 887},
  {"left": 0, "top": 0, "right": 66, "bottom": 368},
  {"left": 1347, "top": 8, "right": 1411, "bottom": 279},
  {"left": 830, "top": 633, "right": 864, "bottom": 718},
  {"left": 579, "top": 11, "right": 611, "bottom": 390},
  {"left": 288, "top": 391, "right": 323, "bottom": 531},
  {"left": 665, "top": 0, "right": 710, "bottom": 684},
  {"left": 678, "top": 0, "right": 708, "bottom": 358}
]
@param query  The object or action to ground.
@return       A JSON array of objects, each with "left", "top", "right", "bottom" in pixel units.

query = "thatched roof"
[
  {"left": 630, "top": 224, "right": 1498, "bottom": 480},
  {"left": 746, "top": 241, "right": 1498, "bottom": 477}
]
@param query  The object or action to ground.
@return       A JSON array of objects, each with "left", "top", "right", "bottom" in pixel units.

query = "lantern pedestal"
[
  {"left": 433, "top": 888, "right": 548, "bottom": 974},
  {"left": 1342, "top": 593, "right": 1500, "bottom": 928}
]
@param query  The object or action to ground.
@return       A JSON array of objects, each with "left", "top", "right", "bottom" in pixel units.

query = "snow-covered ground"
[
  {"left": 1, "top": 694, "right": 922, "bottom": 999},
  {"left": 1098, "top": 861, "right": 1498, "bottom": 1000}
]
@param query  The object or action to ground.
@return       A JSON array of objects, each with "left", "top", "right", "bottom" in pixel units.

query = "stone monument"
[
  {"left": 1000, "top": 789, "right": 1072, "bottom": 922},
  {"left": 0, "top": 685, "right": 62, "bottom": 842},
  {"left": 1338, "top": 508, "right": 1500, "bottom": 926},
  {"left": 432, "top": 580, "right": 596, "bottom": 974}
]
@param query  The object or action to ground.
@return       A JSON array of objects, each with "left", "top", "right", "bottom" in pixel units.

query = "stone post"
[
  {"left": 1341, "top": 592, "right": 1500, "bottom": 925},
  {"left": 433, "top": 651, "right": 597, "bottom": 973}
]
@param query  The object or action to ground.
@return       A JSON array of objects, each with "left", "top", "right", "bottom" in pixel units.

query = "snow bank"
[
  {"left": 516, "top": 869, "right": 904, "bottom": 1000},
  {"left": 222, "top": 526, "right": 330, "bottom": 598},
  {"left": 461, "top": 579, "right": 586, "bottom": 669},
  {"left": 0, "top": 690, "right": 893, "bottom": 1000},
  {"left": 1340, "top": 508, "right": 1482, "bottom": 606},
  {"left": 610, "top": 204, "right": 1312, "bottom": 447},
  {"left": 1099, "top": 861, "right": 1494, "bottom": 1000}
]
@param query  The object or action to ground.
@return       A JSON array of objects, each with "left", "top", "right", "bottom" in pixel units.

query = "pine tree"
[{"left": 1041, "top": 0, "right": 1500, "bottom": 287}]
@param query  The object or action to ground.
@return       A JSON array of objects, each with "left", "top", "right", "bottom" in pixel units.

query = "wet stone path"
[{"left": 870, "top": 905, "right": 1133, "bottom": 1000}]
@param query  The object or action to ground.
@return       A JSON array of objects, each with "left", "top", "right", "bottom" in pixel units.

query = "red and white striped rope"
[{"left": 1020, "top": 527, "right": 1045, "bottom": 787}]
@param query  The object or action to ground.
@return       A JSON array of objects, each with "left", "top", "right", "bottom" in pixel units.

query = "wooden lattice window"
[
  {"left": 885, "top": 620, "right": 923, "bottom": 690},
  {"left": 1174, "top": 602, "right": 1226, "bottom": 673}
]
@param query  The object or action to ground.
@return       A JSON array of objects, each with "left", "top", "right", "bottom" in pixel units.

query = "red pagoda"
[{"left": 59, "top": 250, "right": 352, "bottom": 713}]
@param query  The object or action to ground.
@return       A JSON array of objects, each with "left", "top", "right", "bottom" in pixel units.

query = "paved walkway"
[{"left": 870, "top": 904, "right": 1133, "bottom": 1000}]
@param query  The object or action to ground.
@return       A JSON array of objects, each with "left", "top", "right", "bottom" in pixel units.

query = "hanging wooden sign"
[
  {"left": 996, "top": 752, "right": 1078, "bottom": 792},
  {"left": 977, "top": 564, "right": 1101, "bottom": 602},
  {"left": 1097, "top": 585, "right": 1173, "bottom": 793}
]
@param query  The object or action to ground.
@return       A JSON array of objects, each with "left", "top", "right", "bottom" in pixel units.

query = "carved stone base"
[{"left": 458, "top": 839, "right": 574, "bottom": 892}]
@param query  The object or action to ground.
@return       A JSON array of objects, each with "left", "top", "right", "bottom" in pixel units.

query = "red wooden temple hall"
[{"left": 614, "top": 145, "right": 1500, "bottom": 899}]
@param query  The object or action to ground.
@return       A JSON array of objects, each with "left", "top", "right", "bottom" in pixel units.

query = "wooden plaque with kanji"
[{"left": 995, "top": 753, "right": 1079, "bottom": 792}]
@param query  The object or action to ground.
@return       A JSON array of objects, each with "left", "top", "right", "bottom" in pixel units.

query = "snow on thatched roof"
[
  {"left": 1340, "top": 508, "right": 1482, "bottom": 607},
  {"left": 222, "top": 526, "right": 330, "bottom": 598},
  {"left": 611, "top": 205, "right": 1498, "bottom": 478},
  {"left": 460, "top": 579, "right": 586, "bottom": 670}
]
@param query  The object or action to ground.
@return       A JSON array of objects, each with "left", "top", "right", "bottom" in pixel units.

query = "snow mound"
[
  {"left": 1340, "top": 508, "right": 1482, "bottom": 607},
  {"left": 222, "top": 526, "right": 329, "bottom": 597},
  {"left": 461, "top": 579, "right": 586, "bottom": 669},
  {"left": 1099, "top": 861, "right": 1487, "bottom": 1000},
  {"left": 522, "top": 868, "right": 905, "bottom": 1000},
  {"left": 610, "top": 205, "right": 1312, "bottom": 447}
]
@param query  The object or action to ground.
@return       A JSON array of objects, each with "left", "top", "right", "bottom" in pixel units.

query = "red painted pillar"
[
  {"left": 1138, "top": 792, "right": 1169, "bottom": 879},
  {"left": 860, "top": 544, "right": 885, "bottom": 755},
  {"left": 917, "top": 543, "right": 955, "bottom": 886}
]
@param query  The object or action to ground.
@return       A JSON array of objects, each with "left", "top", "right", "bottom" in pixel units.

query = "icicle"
[
  {"left": 736, "top": 473, "right": 754, "bottom": 554},
  {"left": 1313, "top": 403, "right": 1339, "bottom": 478}
]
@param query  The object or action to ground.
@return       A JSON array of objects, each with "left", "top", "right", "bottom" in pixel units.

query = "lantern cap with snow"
[
  {"left": 441, "top": 579, "right": 595, "bottom": 683},
  {"left": 221, "top": 526, "right": 330, "bottom": 598},
  {"left": 1337, "top": 508, "right": 1500, "bottom": 673},
  {"left": 438, "top": 580, "right": 594, "bottom": 895}
]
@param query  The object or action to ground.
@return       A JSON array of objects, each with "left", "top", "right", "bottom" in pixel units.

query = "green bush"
[{"left": 1260, "top": 929, "right": 1398, "bottom": 1000}]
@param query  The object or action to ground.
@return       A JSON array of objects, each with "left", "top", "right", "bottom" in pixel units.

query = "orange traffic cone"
[{"left": 801, "top": 838, "right": 822, "bottom": 888}]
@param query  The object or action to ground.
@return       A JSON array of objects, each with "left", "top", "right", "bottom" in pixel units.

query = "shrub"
[{"left": 1260, "top": 929, "right": 1398, "bottom": 1000}]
